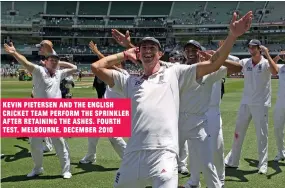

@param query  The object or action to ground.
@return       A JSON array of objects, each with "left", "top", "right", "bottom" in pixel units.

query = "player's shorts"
[{"left": 114, "top": 149, "right": 178, "bottom": 188}]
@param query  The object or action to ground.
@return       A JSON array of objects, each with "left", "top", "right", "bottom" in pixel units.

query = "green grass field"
[{"left": 1, "top": 77, "right": 285, "bottom": 188}]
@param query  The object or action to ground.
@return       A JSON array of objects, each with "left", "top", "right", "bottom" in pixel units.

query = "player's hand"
[
  {"left": 123, "top": 47, "right": 139, "bottom": 64},
  {"left": 198, "top": 51, "right": 212, "bottom": 61},
  {"left": 112, "top": 29, "right": 131, "bottom": 48},
  {"left": 229, "top": 11, "right": 253, "bottom": 38},
  {"left": 89, "top": 41, "right": 99, "bottom": 54},
  {"left": 4, "top": 42, "right": 16, "bottom": 54},
  {"left": 260, "top": 45, "right": 269, "bottom": 55},
  {"left": 40, "top": 60, "right": 46, "bottom": 66}
]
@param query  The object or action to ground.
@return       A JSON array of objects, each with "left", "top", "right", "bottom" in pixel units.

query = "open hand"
[
  {"left": 4, "top": 42, "right": 16, "bottom": 54},
  {"left": 124, "top": 47, "right": 140, "bottom": 64},
  {"left": 112, "top": 29, "right": 131, "bottom": 48},
  {"left": 198, "top": 51, "right": 212, "bottom": 61},
  {"left": 229, "top": 11, "right": 253, "bottom": 38},
  {"left": 89, "top": 41, "right": 99, "bottom": 53}
]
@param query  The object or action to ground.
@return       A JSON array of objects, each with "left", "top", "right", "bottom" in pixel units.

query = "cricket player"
[
  {"left": 206, "top": 51, "right": 240, "bottom": 187},
  {"left": 90, "top": 11, "right": 252, "bottom": 188},
  {"left": 79, "top": 41, "right": 127, "bottom": 164},
  {"left": 4, "top": 42, "right": 77, "bottom": 179},
  {"left": 112, "top": 29, "right": 190, "bottom": 175},
  {"left": 224, "top": 40, "right": 279, "bottom": 174},
  {"left": 273, "top": 51, "right": 285, "bottom": 162},
  {"left": 162, "top": 40, "right": 242, "bottom": 188}
]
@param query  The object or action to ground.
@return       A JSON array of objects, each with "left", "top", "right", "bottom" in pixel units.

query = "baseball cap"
[
  {"left": 138, "top": 37, "right": 162, "bottom": 50},
  {"left": 184, "top": 40, "right": 203, "bottom": 50},
  {"left": 45, "top": 50, "right": 59, "bottom": 60},
  {"left": 248, "top": 39, "right": 261, "bottom": 47},
  {"left": 36, "top": 40, "right": 53, "bottom": 48}
]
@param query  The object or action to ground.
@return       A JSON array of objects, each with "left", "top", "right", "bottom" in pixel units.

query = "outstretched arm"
[
  {"left": 4, "top": 43, "right": 36, "bottom": 73},
  {"left": 89, "top": 41, "right": 105, "bottom": 59},
  {"left": 91, "top": 48, "right": 137, "bottom": 87},
  {"left": 195, "top": 11, "right": 252, "bottom": 79}
]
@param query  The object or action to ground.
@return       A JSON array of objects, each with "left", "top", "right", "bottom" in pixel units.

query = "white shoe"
[
  {"left": 79, "top": 157, "right": 95, "bottom": 164},
  {"left": 258, "top": 164, "right": 267, "bottom": 174},
  {"left": 27, "top": 168, "right": 44, "bottom": 177},
  {"left": 274, "top": 153, "right": 285, "bottom": 162},
  {"left": 63, "top": 172, "right": 72, "bottom": 179},
  {"left": 43, "top": 146, "right": 53, "bottom": 153},
  {"left": 178, "top": 166, "right": 189, "bottom": 175}
]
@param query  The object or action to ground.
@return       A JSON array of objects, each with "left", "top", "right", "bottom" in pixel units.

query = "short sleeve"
[
  {"left": 111, "top": 70, "right": 129, "bottom": 97},
  {"left": 59, "top": 69, "right": 70, "bottom": 80},
  {"left": 263, "top": 59, "right": 270, "bottom": 70},
  {"left": 239, "top": 59, "right": 246, "bottom": 73},
  {"left": 174, "top": 64, "right": 197, "bottom": 90},
  {"left": 32, "top": 65, "right": 42, "bottom": 78},
  {"left": 207, "top": 66, "right": 228, "bottom": 85},
  {"left": 228, "top": 55, "right": 240, "bottom": 62}
]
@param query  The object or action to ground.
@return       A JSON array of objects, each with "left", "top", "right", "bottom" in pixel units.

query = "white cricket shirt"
[
  {"left": 209, "top": 80, "right": 222, "bottom": 107},
  {"left": 179, "top": 66, "right": 227, "bottom": 115},
  {"left": 104, "top": 69, "right": 129, "bottom": 99},
  {"left": 208, "top": 55, "right": 239, "bottom": 107},
  {"left": 239, "top": 56, "right": 271, "bottom": 107},
  {"left": 32, "top": 65, "right": 69, "bottom": 98},
  {"left": 276, "top": 64, "right": 285, "bottom": 107},
  {"left": 111, "top": 64, "right": 197, "bottom": 155}
]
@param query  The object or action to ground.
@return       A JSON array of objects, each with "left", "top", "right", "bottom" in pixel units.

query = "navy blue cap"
[
  {"left": 248, "top": 39, "right": 261, "bottom": 46},
  {"left": 139, "top": 37, "right": 162, "bottom": 50},
  {"left": 184, "top": 40, "right": 202, "bottom": 50}
]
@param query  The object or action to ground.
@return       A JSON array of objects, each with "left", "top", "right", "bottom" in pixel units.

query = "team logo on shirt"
[
  {"left": 258, "top": 64, "right": 262, "bottom": 71},
  {"left": 246, "top": 66, "right": 252, "bottom": 71}
]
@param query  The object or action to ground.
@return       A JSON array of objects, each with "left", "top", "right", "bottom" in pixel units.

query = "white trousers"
[
  {"left": 29, "top": 137, "right": 53, "bottom": 151},
  {"left": 178, "top": 141, "right": 188, "bottom": 169},
  {"left": 274, "top": 102, "right": 285, "bottom": 157},
  {"left": 179, "top": 114, "right": 221, "bottom": 188},
  {"left": 225, "top": 104, "right": 269, "bottom": 168},
  {"left": 114, "top": 150, "right": 178, "bottom": 188},
  {"left": 82, "top": 137, "right": 127, "bottom": 161},
  {"left": 30, "top": 137, "right": 70, "bottom": 175},
  {"left": 206, "top": 107, "right": 225, "bottom": 185}
]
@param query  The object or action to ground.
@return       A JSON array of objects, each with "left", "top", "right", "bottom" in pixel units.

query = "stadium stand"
[
  {"left": 78, "top": 1, "right": 109, "bottom": 15},
  {"left": 1, "top": 0, "right": 285, "bottom": 73},
  {"left": 262, "top": 1, "right": 285, "bottom": 23},
  {"left": 110, "top": 1, "right": 140, "bottom": 15}
]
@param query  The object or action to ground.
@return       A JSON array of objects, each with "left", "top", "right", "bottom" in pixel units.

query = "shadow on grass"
[
  {"left": 2, "top": 145, "right": 56, "bottom": 163},
  {"left": 71, "top": 162, "right": 119, "bottom": 175},
  {"left": 226, "top": 158, "right": 285, "bottom": 182},
  {"left": 16, "top": 137, "right": 30, "bottom": 142},
  {"left": 1, "top": 174, "right": 63, "bottom": 183}
]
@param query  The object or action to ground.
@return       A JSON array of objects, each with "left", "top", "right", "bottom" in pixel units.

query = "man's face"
[
  {"left": 248, "top": 45, "right": 260, "bottom": 56},
  {"left": 139, "top": 42, "right": 161, "bottom": 64},
  {"left": 184, "top": 44, "right": 199, "bottom": 64},
  {"left": 39, "top": 44, "right": 53, "bottom": 56},
  {"left": 45, "top": 57, "right": 59, "bottom": 71}
]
